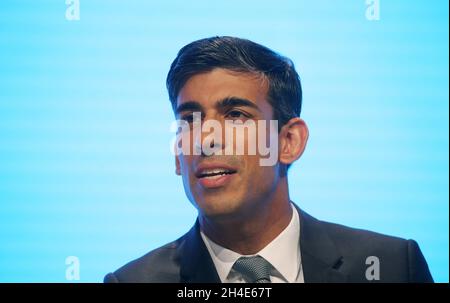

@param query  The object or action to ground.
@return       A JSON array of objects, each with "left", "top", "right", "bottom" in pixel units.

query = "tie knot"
[{"left": 233, "top": 255, "right": 272, "bottom": 283}]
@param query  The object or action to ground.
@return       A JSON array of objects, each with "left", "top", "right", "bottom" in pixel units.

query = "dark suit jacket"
[{"left": 104, "top": 204, "right": 433, "bottom": 283}]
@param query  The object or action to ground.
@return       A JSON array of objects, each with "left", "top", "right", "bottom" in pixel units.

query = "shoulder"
[
  {"left": 104, "top": 234, "right": 187, "bottom": 283},
  {"left": 299, "top": 209, "right": 410, "bottom": 256},
  {"left": 321, "top": 218, "right": 409, "bottom": 254},
  {"left": 310, "top": 215, "right": 433, "bottom": 282}
]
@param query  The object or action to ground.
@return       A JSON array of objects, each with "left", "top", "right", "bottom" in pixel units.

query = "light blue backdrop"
[{"left": 0, "top": 0, "right": 448, "bottom": 282}]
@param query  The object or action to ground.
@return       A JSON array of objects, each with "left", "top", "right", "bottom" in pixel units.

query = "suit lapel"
[
  {"left": 294, "top": 203, "right": 348, "bottom": 283},
  {"left": 178, "top": 204, "right": 348, "bottom": 283},
  {"left": 179, "top": 219, "right": 221, "bottom": 283}
]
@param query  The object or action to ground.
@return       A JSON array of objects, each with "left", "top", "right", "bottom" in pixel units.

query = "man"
[{"left": 104, "top": 36, "right": 433, "bottom": 283}]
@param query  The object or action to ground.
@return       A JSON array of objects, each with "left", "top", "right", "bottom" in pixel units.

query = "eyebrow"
[
  {"left": 217, "top": 97, "right": 262, "bottom": 113},
  {"left": 175, "top": 96, "right": 261, "bottom": 116},
  {"left": 175, "top": 101, "right": 203, "bottom": 116}
]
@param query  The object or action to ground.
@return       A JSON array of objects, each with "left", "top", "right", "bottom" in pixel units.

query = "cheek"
[
  {"left": 178, "top": 157, "right": 194, "bottom": 185},
  {"left": 242, "top": 157, "right": 278, "bottom": 190},
  {"left": 178, "top": 159, "right": 198, "bottom": 204}
]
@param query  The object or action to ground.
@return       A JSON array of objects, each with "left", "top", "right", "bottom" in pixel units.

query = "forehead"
[{"left": 176, "top": 68, "right": 271, "bottom": 112}]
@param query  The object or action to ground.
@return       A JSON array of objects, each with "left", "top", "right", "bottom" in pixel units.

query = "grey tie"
[{"left": 233, "top": 255, "right": 272, "bottom": 283}]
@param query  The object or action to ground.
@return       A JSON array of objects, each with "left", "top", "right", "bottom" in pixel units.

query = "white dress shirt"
[{"left": 200, "top": 203, "right": 304, "bottom": 283}]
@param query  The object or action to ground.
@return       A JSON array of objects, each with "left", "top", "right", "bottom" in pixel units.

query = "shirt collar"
[{"left": 200, "top": 203, "right": 301, "bottom": 282}]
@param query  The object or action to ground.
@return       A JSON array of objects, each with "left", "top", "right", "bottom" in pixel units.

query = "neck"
[{"left": 198, "top": 180, "right": 292, "bottom": 255}]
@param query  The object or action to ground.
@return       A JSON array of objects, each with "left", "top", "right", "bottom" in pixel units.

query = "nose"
[{"left": 193, "top": 117, "right": 225, "bottom": 156}]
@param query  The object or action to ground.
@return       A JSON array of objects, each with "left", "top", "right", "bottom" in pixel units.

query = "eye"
[
  {"left": 180, "top": 112, "right": 203, "bottom": 123},
  {"left": 180, "top": 113, "right": 194, "bottom": 122},
  {"left": 226, "top": 110, "right": 248, "bottom": 120}
]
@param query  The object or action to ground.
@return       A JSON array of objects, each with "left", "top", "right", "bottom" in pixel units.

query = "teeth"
[
  {"left": 202, "top": 169, "right": 228, "bottom": 175},
  {"left": 203, "top": 173, "right": 228, "bottom": 179},
  {"left": 198, "top": 168, "right": 234, "bottom": 178}
]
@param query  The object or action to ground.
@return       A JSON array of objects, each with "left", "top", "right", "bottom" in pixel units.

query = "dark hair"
[{"left": 166, "top": 36, "right": 302, "bottom": 129}]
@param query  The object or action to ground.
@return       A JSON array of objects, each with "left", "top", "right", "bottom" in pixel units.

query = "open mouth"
[
  {"left": 197, "top": 169, "right": 237, "bottom": 179},
  {"left": 195, "top": 166, "right": 238, "bottom": 188}
]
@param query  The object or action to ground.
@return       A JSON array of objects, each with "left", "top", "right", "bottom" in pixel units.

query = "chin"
[{"left": 196, "top": 198, "right": 243, "bottom": 218}]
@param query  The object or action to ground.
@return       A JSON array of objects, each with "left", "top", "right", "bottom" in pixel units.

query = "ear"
[
  {"left": 175, "top": 155, "right": 181, "bottom": 175},
  {"left": 279, "top": 117, "right": 309, "bottom": 166}
]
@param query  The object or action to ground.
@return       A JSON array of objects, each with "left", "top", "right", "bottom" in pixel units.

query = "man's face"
[{"left": 175, "top": 68, "right": 282, "bottom": 220}]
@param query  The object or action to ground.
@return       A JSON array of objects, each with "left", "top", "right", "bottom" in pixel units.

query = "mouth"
[{"left": 195, "top": 166, "right": 238, "bottom": 189}]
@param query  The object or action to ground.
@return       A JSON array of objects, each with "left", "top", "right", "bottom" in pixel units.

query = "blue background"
[{"left": 0, "top": 0, "right": 448, "bottom": 282}]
